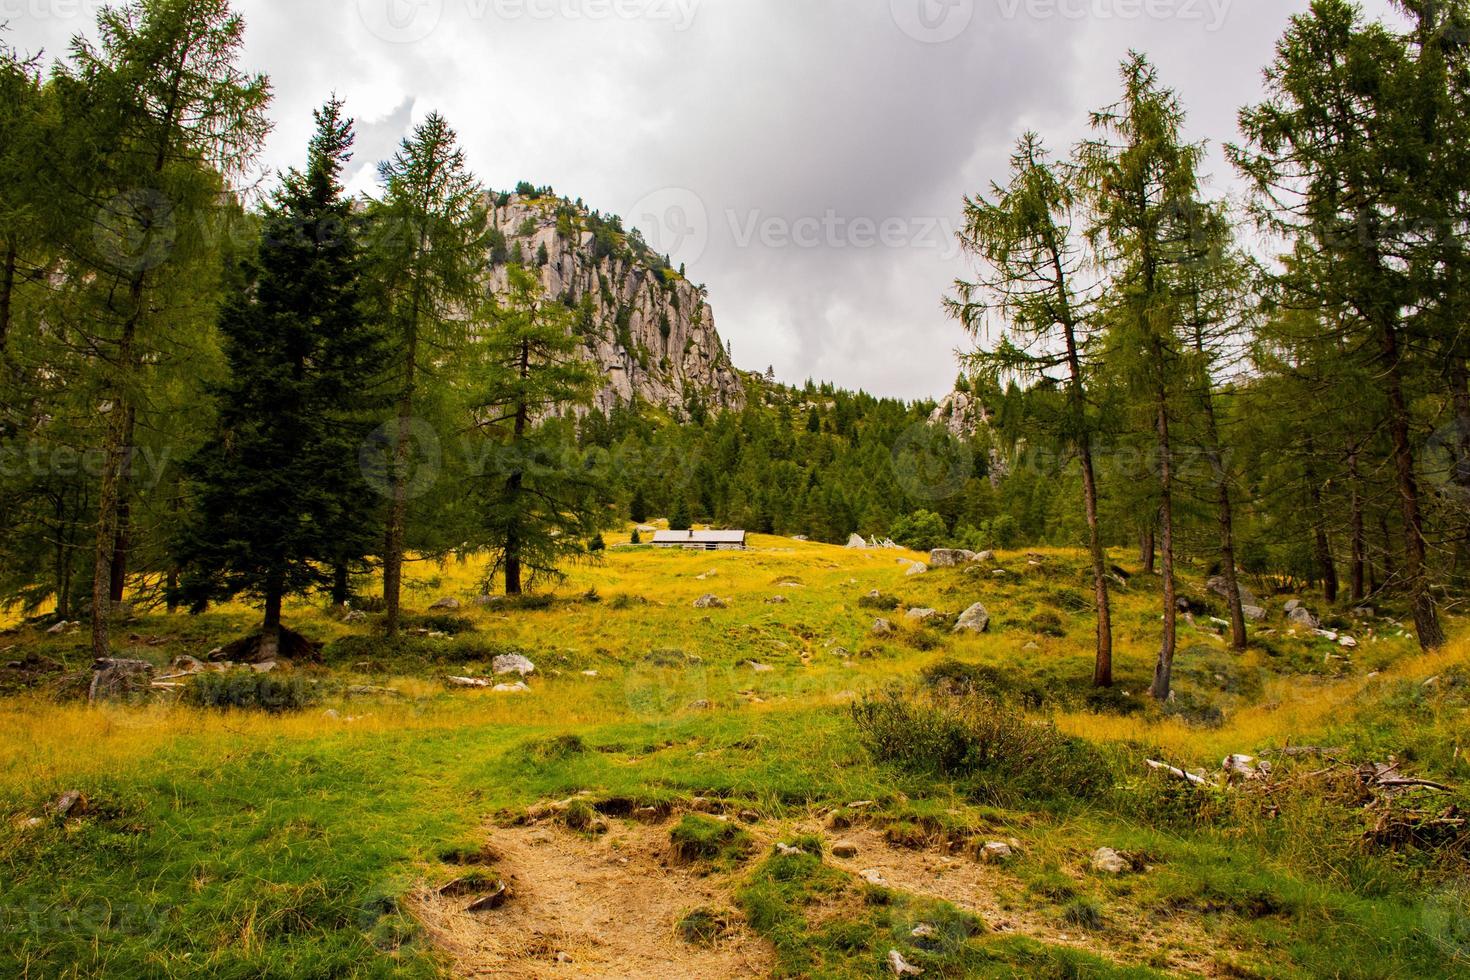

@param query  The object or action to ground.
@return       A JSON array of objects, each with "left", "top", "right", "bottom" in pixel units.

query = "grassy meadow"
[{"left": 2, "top": 533, "right": 1468, "bottom": 977}]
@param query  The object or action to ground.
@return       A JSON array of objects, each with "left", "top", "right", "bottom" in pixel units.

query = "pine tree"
[
  {"left": 176, "top": 100, "right": 388, "bottom": 659},
  {"left": 471, "top": 265, "right": 609, "bottom": 594},
  {"left": 51, "top": 0, "right": 270, "bottom": 658},
  {"left": 950, "top": 132, "right": 1115, "bottom": 687},
  {"left": 1080, "top": 53, "right": 1203, "bottom": 700},
  {"left": 371, "top": 113, "right": 487, "bottom": 633}
]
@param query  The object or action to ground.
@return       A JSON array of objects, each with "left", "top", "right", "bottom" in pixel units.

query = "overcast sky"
[{"left": 6, "top": 0, "right": 1402, "bottom": 401}]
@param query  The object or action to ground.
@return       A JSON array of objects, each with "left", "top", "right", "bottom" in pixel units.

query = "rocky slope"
[{"left": 483, "top": 191, "right": 746, "bottom": 417}]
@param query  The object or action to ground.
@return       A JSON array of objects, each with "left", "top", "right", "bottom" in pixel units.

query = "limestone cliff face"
[
  {"left": 483, "top": 193, "right": 746, "bottom": 417},
  {"left": 928, "top": 389, "right": 991, "bottom": 437}
]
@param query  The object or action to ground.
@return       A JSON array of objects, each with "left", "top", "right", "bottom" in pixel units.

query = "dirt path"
[{"left": 410, "top": 821, "right": 774, "bottom": 979}]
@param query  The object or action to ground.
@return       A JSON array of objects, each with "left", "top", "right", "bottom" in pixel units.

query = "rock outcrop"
[{"left": 484, "top": 193, "right": 746, "bottom": 417}]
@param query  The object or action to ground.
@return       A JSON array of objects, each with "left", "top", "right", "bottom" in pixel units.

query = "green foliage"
[
  {"left": 890, "top": 510, "right": 948, "bottom": 551},
  {"left": 669, "top": 813, "right": 752, "bottom": 863}
]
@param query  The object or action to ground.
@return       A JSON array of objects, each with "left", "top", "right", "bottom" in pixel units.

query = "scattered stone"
[
  {"left": 1242, "top": 605, "right": 1268, "bottom": 622},
  {"left": 775, "top": 843, "right": 807, "bottom": 857},
  {"left": 50, "top": 790, "right": 83, "bottom": 819},
  {"left": 888, "top": 949, "right": 923, "bottom": 975},
  {"left": 745, "top": 661, "right": 775, "bottom": 673},
  {"left": 861, "top": 869, "right": 889, "bottom": 887},
  {"left": 429, "top": 598, "right": 461, "bottom": 611},
  {"left": 693, "top": 595, "right": 727, "bottom": 610},
  {"left": 446, "top": 676, "right": 493, "bottom": 689},
  {"left": 1284, "top": 599, "right": 1303, "bottom": 614},
  {"left": 832, "top": 842, "right": 859, "bottom": 859},
  {"left": 1287, "top": 606, "right": 1320, "bottom": 629},
  {"left": 872, "top": 619, "right": 896, "bottom": 637},
  {"left": 910, "top": 923, "right": 937, "bottom": 940},
  {"left": 765, "top": 595, "right": 790, "bottom": 605},
  {"left": 1091, "top": 847, "right": 1132, "bottom": 875},
  {"left": 45, "top": 620, "right": 75, "bottom": 635},
  {"left": 88, "top": 658, "right": 154, "bottom": 702},
  {"left": 846, "top": 534, "right": 868, "bottom": 549},
  {"left": 473, "top": 595, "right": 505, "bottom": 608},
  {"left": 975, "top": 551, "right": 995, "bottom": 563},
  {"left": 905, "top": 563, "right": 929, "bottom": 577},
  {"left": 991, "top": 569, "right": 1010, "bottom": 578},
  {"left": 979, "top": 841, "right": 1016, "bottom": 864},
  {"left": 695, "top": 571, "right": 717, "bottom": 581},
  {"left": 581, "top": 670, "right": 599, "bottom": 677},
  {"left": 1339, "top": 635, "right": 1359, "bottom": 649},
  {"left": 739, "top": 810, "right": 761, "bottom": 824},
  {"left": 1208, "top": 575, "right": 1259, "bottom": 606},
  {"left": 954, "top": 603, "right": 991, "bottom": 634},
  {"left": 905, "top": 608, "right": 940, "bottom": 623},
  {"left": 493, "top": 654, "right": 537, "bottom": 677},
  {"left": 929, "top": 549, "right": 977, "bottom": 568},
  {"left": 1223, "top": 755, "right": 1272, "bottom": 781},
  {"left": 493, "top": 682, "right": 530, "bottom": 693}
]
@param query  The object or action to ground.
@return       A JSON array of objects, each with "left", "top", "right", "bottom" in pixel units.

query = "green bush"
[
  {"left": 670, "top": 814, "right": 752, "bottom": 863},
  {"left": 858, "top": 593, "right": 901, "bottom": 612},
  {"left": 183, "top": 671, "right": 318, "bottom": 713},
  {"left": 850, "top": 692, "right": 1111, "bottom": 805}
]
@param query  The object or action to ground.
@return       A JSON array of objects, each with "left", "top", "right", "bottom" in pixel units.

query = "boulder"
[
  {"left": 846, "top": 534, "right": 868, "bottom": 549},
  {"left": 1287, "top": 606, "right": 1320, "bottom": 629},
  {"left": 975, "top": 551, "right": 996, "bottom": 563},
  {"left": 905, "top": 563, "right": 929, "bottom": 577},
  {"left": 88, "top": 658, "right": 154, "bottom": 702},
  {"left": 872, "top": 619, "right": 896, "bottom": 637},
  {"left": 429, "top": 597, "right": 461, "bottom": 611},
  {"left": 832, "top": 841, "right": 859, "bottom": 859},
  {"left": 954, "top": 603, "right": 991, "bottom": 634},
  {"left": 979, "top": 841, "right": 1016, "bottom": 864},
  {"left": 493, "top": 682, "right": 530, "bottom": 693},
  {"left": 493, "top": 654, "right": 537, "bottom": 677},
  {"left": 1208, "top": 575, "right": 1259, "bottom": 606},
  {"left": 1284, "top": 599, "right": 1303, "bottom": 615},
  {"left": 693, "top": 595, "right": 727, "bottom": 610},
  {"left": 1091, "top": 847, "right": 1132, "bottom": 875},
  {"left": 929, "top": 549, "right": 977, "bottom": 568},
  {"left": 888, "top": 950, "right": 923, "bottom": 976},
  {"left": 765, "top": 595, "right": 790, "bottom": 605},
  {"left": 905, "top": 608, "right": 940, "bottom": 624},
  {"left": 1242, "top": 605, "right": 1267, "bottom": 622}
]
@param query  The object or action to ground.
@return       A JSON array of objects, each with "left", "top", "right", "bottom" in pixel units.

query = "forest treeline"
[{"left": 1, "top": 1, "right": 1468, "bottom": 696}]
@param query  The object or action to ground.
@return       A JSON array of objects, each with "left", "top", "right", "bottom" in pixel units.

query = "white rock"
[
  {"left": 905, "top": 608, "right": 940, "bottom": 623},
  {"left": 888, "top": 950, "right": 923, "bottom": 975},
  {"left": 905, "top": 563, "right": 929, "bottom": 577},
  {"left": 1091, "top": 847, "right": 1131, "bottom": 875},
  {"left": 954, "top": 603, "right": 990, "bottom": 634},
  {"left": 493, "top": 654, "right": 537, "bottom": 677},
  {"left": 861, "top": 869, "right": 888, "bottom": 887}
]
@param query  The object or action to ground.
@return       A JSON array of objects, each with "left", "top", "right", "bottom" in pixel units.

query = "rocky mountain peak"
[{"left": 483, "top": 190, "right": 746, "bottom": 417}]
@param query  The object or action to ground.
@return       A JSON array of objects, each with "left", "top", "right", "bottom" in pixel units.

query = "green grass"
[{"left": 1, "top": 537, "right": 1467, "bottom": 977}]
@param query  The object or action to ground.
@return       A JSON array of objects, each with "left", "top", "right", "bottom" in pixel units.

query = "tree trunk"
[
  {"left": 1450, "top": 361, "right": 1470, "bottom": 585},
  {"left": 1141, "top": 523, "right": 1156, "bottom": 574},
  {"left": 503, "top": 339, "right": 532, "bottom": 597},
  {"left": 384, "top": 346, "right": 417, "bottom": 637},
  {"left": 0, "top": 240, "right": 15, "bottom": 358},
  {"left": 1381, "top": 321, "right": 1445, "bottom": 650},
  {"left": 1151, "top": 389, "right": 1179, "bottom": 702},
  {"left": 1304, "top": 455, "right": 1339, "bottom": 605},
  {"left": 332, "top": 562, "right": 351, "bottom": 607},
  {"left": 1348, "top": 449, "right": 1367, "bottom": 603},
  {"left": 261, "top": 585, "right": 283, "bottom": 662},
  {"left": 108, "top": 404, "right": 137, "bottom": 604}
]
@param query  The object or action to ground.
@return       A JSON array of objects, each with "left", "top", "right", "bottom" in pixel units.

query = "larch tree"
[
  {"left": 52, "top": 0, "right": 271, "bottom": 659},
  {"left": 949, "top": 132, "right": 1116, "bottom": 688},
  {"left": 472, "top": 264, "right": 609, "bottom": 595},
  {"left": 1233, "top": 0, "right": 1447, "bottom": 649},
  {"left": 371, "top": 112, "right": 487, "bottom": 635},
  {"left": 1079, "top": 52, "right": 1203, "bottom": 701}
]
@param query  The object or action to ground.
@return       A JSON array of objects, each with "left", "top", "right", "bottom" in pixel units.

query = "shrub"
[
  {"left": 526, "top": 734, "right": 588, "bottom": 763},
  {"left": 401, "top": 614, "right": 476, "bottom": 636},
  {"left": 850, "top": 692, "right": 1111, "bottom": 805},
  {"left": 184, "top": 672, "right": 318, "bottom": 713},
  {"left": 1062, "top": 898, "right": 1105, "bottom": 931},
  {"left": 890, "top": 510, "right": 948, "bottom": 552},
  {"left": 589, "top": 534, "right": 606, "bottom": 553},
  {"left": 858, "top": 593, "right": 901, "bottom": 612},
  {"left": 1029, "top": 610, "right": 1067, "bottom": 638},
  {"left": 676, "top": 908, "right": 731, "bottom": 946}
]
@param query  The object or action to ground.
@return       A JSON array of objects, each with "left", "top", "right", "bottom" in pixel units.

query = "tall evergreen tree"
[
  {"left": 371, "top": 113, "right": 486, "bottom": 633},
  {"left": 471, "top": 265, "right": 609, "bottom": 594},
  {"left": 176, "top": 99, "right": 387, "bottom": 658},
  {"left": 1079, "top": 53, "right": 1203, "bottom": 700},
  {"left": 950, "top": 132, "right": 1116, "bottom": 688}
]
